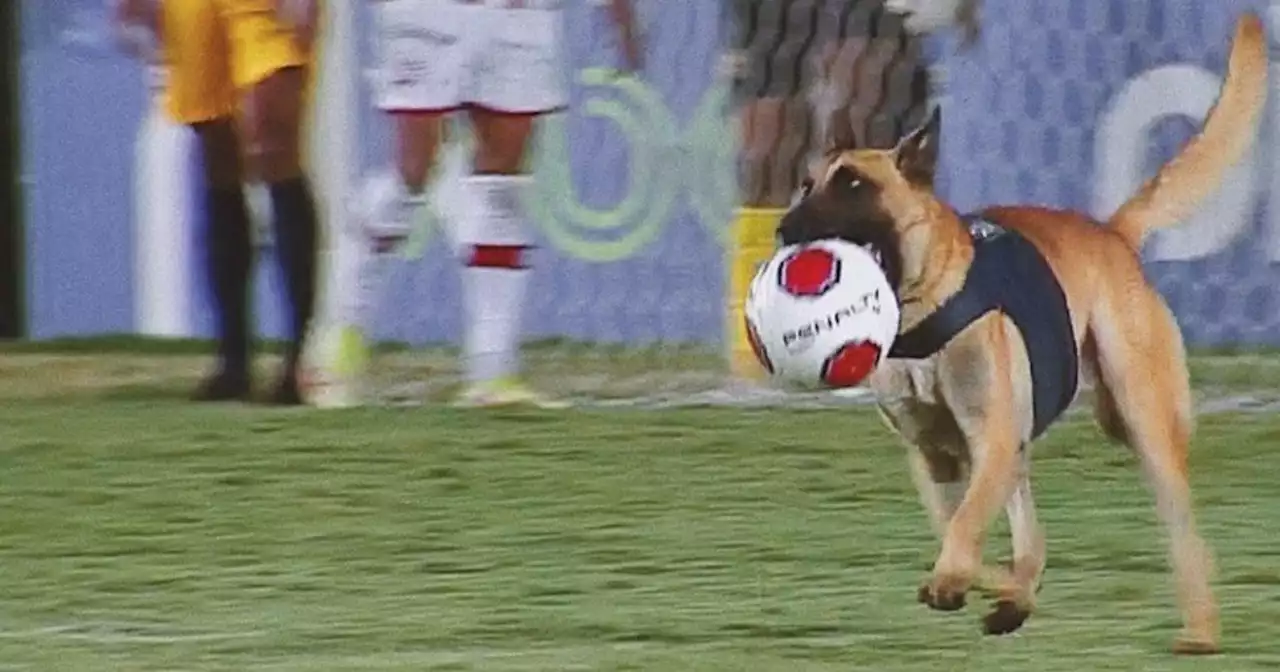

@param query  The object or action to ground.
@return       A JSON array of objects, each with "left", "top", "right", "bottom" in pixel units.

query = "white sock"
[
  {"left": 334, "top": 177, "right": 424, "bottom": 330},
  {"left": 459, "top": 175, "right": 533, "bottom": 385},
  {"left": 332, "top": 227, "right": 393, "bottom": 330},
  {"left": 369, "top": 175, "right": 426, "bottom": 242},
  {"left": 463, "top": 261, "right": 528, "bottom": 384}
]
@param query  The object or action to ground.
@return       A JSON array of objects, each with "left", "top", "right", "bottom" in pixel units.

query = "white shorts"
[{"left": 374, "top": 0, "right": 568, "bottom": 114}]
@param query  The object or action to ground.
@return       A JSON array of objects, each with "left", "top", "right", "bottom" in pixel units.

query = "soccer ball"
[{"left": 744, "top": 239, "right": 900, "bottom": 390}]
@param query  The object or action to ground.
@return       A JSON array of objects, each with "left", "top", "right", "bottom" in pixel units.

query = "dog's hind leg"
[
  {"left": 1083, "top": 335, "right": 1130, "bottom": 446},
  {"left": 1091, "top": 288, "right": 1219, "bottom": 654}
]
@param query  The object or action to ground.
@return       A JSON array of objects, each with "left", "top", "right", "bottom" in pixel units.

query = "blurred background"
[
  {"left": 4, "top": 4, "right": 1280, "bottom": 670},
  {"left": 4, "top": 0, "right": 1279, "bottom": 403}
]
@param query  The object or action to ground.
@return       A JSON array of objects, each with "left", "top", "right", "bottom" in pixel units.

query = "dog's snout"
[
  {"left": 776, "top": 210, "right": 799, "bottom": 245},
  {"left": 777, "top": 205, "right": 824, "bottom": 246}
]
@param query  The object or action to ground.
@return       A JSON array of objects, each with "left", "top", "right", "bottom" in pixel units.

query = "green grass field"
[{"left": 2, "top": 346, "right": 1280, "bottom": 670}]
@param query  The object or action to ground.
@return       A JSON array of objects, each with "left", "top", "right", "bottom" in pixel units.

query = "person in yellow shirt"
[{"left": 114, "top": 0, "right": 321, "bottom": 404}]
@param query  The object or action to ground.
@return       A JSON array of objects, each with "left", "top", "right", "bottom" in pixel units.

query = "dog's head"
[{"left": 777, "top": 107, "right": 955, "bottom": 296}]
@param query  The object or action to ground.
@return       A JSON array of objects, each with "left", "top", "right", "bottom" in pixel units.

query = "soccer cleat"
[
  {"left": 451, "top": 377, "right": 570, "bottom": 410},
  {"left": 303, "top": 325, "right": 374, "bottom": 408},
  {"left": 332, "top": 325, "right": 373, "bottom": 380}
]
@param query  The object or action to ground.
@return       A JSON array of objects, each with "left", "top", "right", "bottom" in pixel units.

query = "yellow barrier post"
[{"left": 726, "top": 208, "right": 783, "bottom": 379}]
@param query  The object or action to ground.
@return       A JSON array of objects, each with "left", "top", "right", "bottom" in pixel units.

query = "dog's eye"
[
  {"left": 830, "top": 166, "right": 866, "bottom": 193},
  {"left": 788, "top": 181, "right": 812, "bottom": 208}
]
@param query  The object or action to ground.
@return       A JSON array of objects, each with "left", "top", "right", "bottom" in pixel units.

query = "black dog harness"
[{"left": 888, "top": 216, "right": 1079, "bottom": 440}]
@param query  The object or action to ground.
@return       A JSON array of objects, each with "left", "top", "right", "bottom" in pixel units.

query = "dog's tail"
[{"left": 1107, "top": 12, "right": 1268, "bottom": 250}]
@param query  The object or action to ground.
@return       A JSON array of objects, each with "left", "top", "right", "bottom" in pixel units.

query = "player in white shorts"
[{"left": 323, "top": 0, "right": 641, "bottom": 408}]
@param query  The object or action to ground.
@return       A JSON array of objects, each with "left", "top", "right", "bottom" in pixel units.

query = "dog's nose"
[
  {"left": 776, "top": 224, "right": 795, "bottom": 246},
  {"left": 776, "top": 208, "right": 809, "bottom": 245}
]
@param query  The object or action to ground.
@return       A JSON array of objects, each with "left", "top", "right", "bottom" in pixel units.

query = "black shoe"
[
  {"left": 191, "top": 370, "right": 252, "bottom": 402},
  {"left": 266, "top": 369, "right": 305, "bottom": 406}
]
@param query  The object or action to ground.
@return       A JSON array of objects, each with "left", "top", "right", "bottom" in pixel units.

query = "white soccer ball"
[{"left": 744, "top": 239, "right": 901, "bottom": 390}]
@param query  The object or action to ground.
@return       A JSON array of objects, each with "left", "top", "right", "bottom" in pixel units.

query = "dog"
[{"left": 776, "top": 13, "right": 1267, "bottom": 654}]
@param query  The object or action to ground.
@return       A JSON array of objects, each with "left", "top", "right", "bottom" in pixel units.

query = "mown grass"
[
  {"left": 0, "top": 349, "right": 1279, "bottom": 670},
  {"left": 4, "top": 336, "right": 1280, "bottom": 403}
]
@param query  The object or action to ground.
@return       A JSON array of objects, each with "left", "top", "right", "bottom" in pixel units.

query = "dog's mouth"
[
  {"left": 778, "top": 229, "right": 899, "bottom": 287},
  {"left": 860, "top": 243, "right": 885, "bottom": 268},
  {"left": 850, "top": 234, "right": 903, "bottom": 291},
  {"left": 777, "top": 226, "right": 886, "bottom": 265},
  {"left": 776, "top": 203, "right": 903, "bottom": 289},
  {"left": 859, "top": 242, "right": 903, "bottom": 295}
]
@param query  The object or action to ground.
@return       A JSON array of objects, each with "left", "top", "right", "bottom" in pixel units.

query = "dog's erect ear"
[
  {"left": 823, "top": 108, "right": 861, "bottom": 153},
  {"left": 830, "top": 121, "right": 859, "bottom": 153},
  {"left": 895, "top": 107, "right": 941, "bottom": 185}
]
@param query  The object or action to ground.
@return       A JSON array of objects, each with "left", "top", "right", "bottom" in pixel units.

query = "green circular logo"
[
  {"left": 399, "top": 124, "right": 474, "bottom": 260},
  {"left": 686, "top": 80, "right": 740, "bottom": 246},
  {"left": 391, "top": 70, "right": 742, "bottom": 263},
  {"left": 528, "top": 69, "right": 682, "bottom": 263}
]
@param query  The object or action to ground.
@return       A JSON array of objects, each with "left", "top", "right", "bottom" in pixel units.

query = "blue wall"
[{"left": 20, "top": 0, "right": 1280, "bottom": 346}]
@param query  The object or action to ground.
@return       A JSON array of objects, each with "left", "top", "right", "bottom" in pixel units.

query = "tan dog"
[{"left": 776, "top": 13, "right": 1267, "bottom": 654}]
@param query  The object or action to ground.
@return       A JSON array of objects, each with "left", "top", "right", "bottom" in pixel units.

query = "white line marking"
[{"left": 0, "top": 622, "right": 266, "bottom": 645}]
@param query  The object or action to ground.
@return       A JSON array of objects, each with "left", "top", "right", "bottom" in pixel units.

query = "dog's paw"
[
  {"left": 975, "top": 560, "right": 1046, "bottom": 600},
  {"left": 1172, "top": 632, "right": 1220, "bottom": 656},
  {"left": 973, "top": 563, "right": 1016, "bottom": 599},
  {"left": 917, "top": 575, "right": 969, "bottom": 612},
  {"left": 981, "top": 599, "right": 1030, "bottom": 635}
]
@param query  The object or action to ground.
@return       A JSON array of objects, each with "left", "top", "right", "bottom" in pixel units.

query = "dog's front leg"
[
  {"left": 875, "top": 398, "right": 970, "bottom": 538},
  {"left": 918, "top": 325, "right": 1023, "bottom": 614},
  {"left": 984, "top": 450, "right": 1045, "bottom": 635},
  {"left": 905, "top": 446, "right": 1022, "bottom": 599},
  {"left": 904, "top": 447, "right": 966, "bottom": 538},
  {"left": 919, "top": 428, "right": 1019, "bottom": 612},
  {"left": 876, "top": 398, "right": 1019, "bottom": 598}
]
